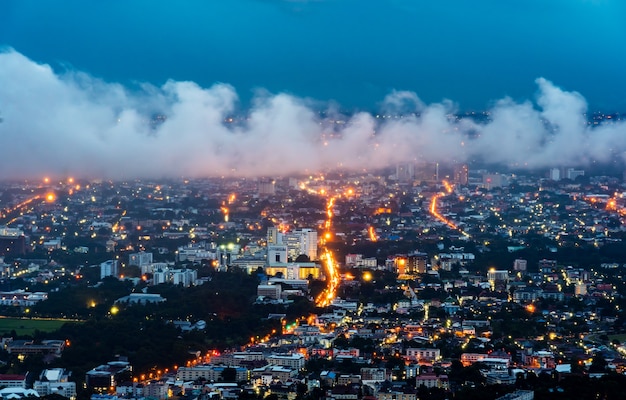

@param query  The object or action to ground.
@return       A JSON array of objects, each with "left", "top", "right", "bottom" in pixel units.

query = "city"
[
  {"left": 2, "top": 1, "right": 626, "bottom": 399},
  {"left": 1, "top": 158, "right": 626, "bottom": 400}
]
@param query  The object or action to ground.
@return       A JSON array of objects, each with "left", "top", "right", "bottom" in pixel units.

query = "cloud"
[{"left": 1, "top": 49, "right": 625, "bottom": 180}]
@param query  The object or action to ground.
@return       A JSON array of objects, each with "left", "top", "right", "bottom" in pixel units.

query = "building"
[
  {"left": 378, "top": 390, "right": 417, "bottom": 400},
  {"left": 257, "top": 284, "right": 282, "bottom": 300},
  {"left": 513, "top": 259, "right": 527, "bottom": 272},
  {"left": 115, "top": 293, "right": 166, "bottom": 305},
  {"left": 0, "top": 226, "right": 26, "bottom": 256},
  {"left": 360, "top": 368, "right": 389, "bottom": 382},
  {"left": 495, "top": 390, "right": 534, "bottom": 400},
  {"left": 176, "top": 365, "right": 248, "bottom": 382},
  {"left": 152, "top": 267, "right": 197, "bottom": 287},
  {"left": 267, "top": 227, "right": 280, "bottom": 245},
  {"left": 268, "top": 245, "right": 288, "bottom": 264},
  {"left": 283, "top": 229, "right": 318, "bottom": 261},
  {"left": 396, "top": 162, "right": 415, "bottom": 182},
  {"left": 258, "top": 178, "right": 276, "bottom": 196},
  {"left": 407, "top": 253, "right": 428, "bottom": 274},
  {"left": 268, "top": 228, "right": 318, "bottom": 261},
  {"left": 454, "top": 164, "right": 469, "bottom": 185},
  {"left": 575, "top": 282, "right": 587, "bottom": 296},
  {"left": 549, "top": 168, "right": 561, "bottom": 181},
  {"left": 85, "top": 361, "right": 132, "bottom": 393},
  {"left": 128, "top": 252, "right": 153, "bottom": 268},
  {"left": 100, "top": 260, "right": 119, "bottom": 279},
  {"left": 415, "top": 374, "right": 449, "bottom": 389},
  {"left": 217, "top": 244, "right": 240, "bottom": 269},
  {"left": 177, "top": 243, "right": 216, "bottom": 262},
  {"left": 7, "top": 340, "right": 65, "bottom": 357},
  {"left": 33, "top": 369, "right": 77, "bottom": 400},
  {"left": 566, "top": 168, "right": 584, "bottom": 181},
  {"left": 0, "top": 290, "right": 48, "bottom": 307},
  {"left": 405, "top": 348, "right": 441, "bottom": 362},
  {"left": 0, "top": 374, "right": 26, "bottom": 388},
  {"left": 251, "top": 365, "right": 296, "bottom": 384},
  {"left": 488, "top": 269, "right": 509, "bottom": 291},
  {"left": 267, "top": 353, "right": 306, "bottom": 370},
  {"left": 482, "top": 173, "right": 508, "bottom": 189}
]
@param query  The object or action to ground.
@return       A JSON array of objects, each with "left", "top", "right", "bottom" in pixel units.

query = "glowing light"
[
  {"left": 45, "top": 193, "right": 56, "bottom": 202},
  {"left": 316, "top": 197, "right": 341, "bottom": 307},
  {"left": 362, "top": 271, "right": 373, "bottom": 281},
  {"left": 368, "top": 226, "right": 378, "bottom": 242},
  {"left": 43, "top": 177, "right": 50, "bottom": 184},
  {"left": 221, "top": 206, "right": 229, "bottom": 222},
  {"left": 429, "top": 183, "right": 471, "bottom": 238},
  {"left": 110, "top": 306, "right": 119, "bottom": 315}
]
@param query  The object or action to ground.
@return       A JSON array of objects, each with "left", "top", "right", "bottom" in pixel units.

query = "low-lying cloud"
[{"left": 1, "top": 49, "right": 624, "bottom": 180}]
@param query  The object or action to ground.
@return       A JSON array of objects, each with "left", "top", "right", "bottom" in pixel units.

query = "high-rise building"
[
  {"left": 513, "top": 259, "right": 527, "bottom": 272},
  {"left": 396, "top": 162, "right": 415, "bottom": 182},
  {"left": 566, "top": 168, "right": 584, "bottom": 181},
  {"left": 267, "top": 227, "right": 280, "bottom": 245},
  {"left": 482, "top": 173, "right": 508, "bottom": 189},
  {"left": 549, "top": 168, "right": 560, "bottom": 181},
  {"left": 100, "top": 260, "right": 119, "bottom": 279},
  {"left": 258, "top": 178, "right": 276, "bottom": 196},
  {"left": 128, "top": 251, "right": 153, "bottom": 268},
  {"left": 454, "top": 164, "right": 469, "bottom": 186},
  {"left": 268, "top": 227, "right": 318, "bottom": 261}
]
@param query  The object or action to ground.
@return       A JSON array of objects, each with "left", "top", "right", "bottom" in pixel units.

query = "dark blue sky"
[{"left": 2, "top": 0, "right": 625, "bottom": 110}]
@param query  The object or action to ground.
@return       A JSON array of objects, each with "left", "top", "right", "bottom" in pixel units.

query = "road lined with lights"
[
  {"left": 429, "top": 180, "right": 471, "bottom": 238},
  {"left": 316, "top": 195, "right": 340, "bottom": 307}
]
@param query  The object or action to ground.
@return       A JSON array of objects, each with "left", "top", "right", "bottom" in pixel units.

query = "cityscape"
[
  {"left": 2, "top": 1, "right": 626, "bottom": 400},
  {"left": 2, "top": 158, "right": 626, "bottom": 400}
]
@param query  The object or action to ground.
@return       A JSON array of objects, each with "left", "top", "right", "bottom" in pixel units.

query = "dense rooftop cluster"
[{"left": 1, "top": 163, "right": 626, "bottom": 400}]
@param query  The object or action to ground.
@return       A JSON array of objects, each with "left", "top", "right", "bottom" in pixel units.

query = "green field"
[
  {"left": 0, "top": 317, "right": 72, "bottom": 336},
  {"left": 608, "top": 333, "right": 626, "bottom": 344}
]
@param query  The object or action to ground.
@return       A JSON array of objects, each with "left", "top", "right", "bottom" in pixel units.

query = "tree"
[
  {"left": 589, "top": 354, "right": 607, "bottom": 373},
  {"left": 220, "top": 367, "right": 237, "bottom": 382}
]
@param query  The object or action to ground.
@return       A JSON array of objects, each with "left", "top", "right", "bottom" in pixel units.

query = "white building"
[
  {"left": 128, "top": 252, "right": 153, "bottom": 268},
  {"left": 267, "top": 353, "right": 306, "bottom": 370},
  {"left": 268, "top": 245, "right": 288, "bottom": 264},
  {"left": 100, "top": 260, "right": 119, "bottom": 279},
  {"left": 33, "top": 369, "right": 76, "bottom": 400},
  {"left": 268, "top": 228, "right": 318, "bottom": 261},
  {"left": 152, "top": 267, "right": 197, "bottom": 287}
]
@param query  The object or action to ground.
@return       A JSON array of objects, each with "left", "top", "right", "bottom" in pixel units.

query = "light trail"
[
  {"left": 316, "top": 195, "right": 341, "bottom": 307},
  {"left": 220, "top": 205, "right": 229, "bottom": 222},
  {"left": 1, "top": 194, "right": 42, "bottom": 225},
  {"left": 429, "top": 181, "right": 471, "bottom": 238},
  {"left": 368, "top": 226, "right": 378, "bottom": 242}
]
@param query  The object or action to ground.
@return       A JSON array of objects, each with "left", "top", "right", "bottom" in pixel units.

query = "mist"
[{"left": 1, "top": 49, "right": 625, "bottom": 180}]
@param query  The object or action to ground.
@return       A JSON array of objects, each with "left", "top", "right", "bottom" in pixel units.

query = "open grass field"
[
  {"left": 608, "top": 333, "right": 626, "bottom": 344},
  {"left": 0, "top": 317, "right": 71, "bottom": 336}
]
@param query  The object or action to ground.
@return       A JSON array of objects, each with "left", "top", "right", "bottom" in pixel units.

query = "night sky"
[{"left": 2, "top": 0, "right": 625, "bottom": 110}]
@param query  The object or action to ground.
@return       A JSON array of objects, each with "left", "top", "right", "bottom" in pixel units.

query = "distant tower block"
[
  {"left": 258, "top": 178, "right": 276, "bottom": 196},
  {"left": 513, "top": 259, "right": 527, "bottom": 272},
  {"left": 396, "top": 162, "right": 415, "bottom": 182},
  {"left": 454, "top": 164, "right": 469, "bottom": 185},
  {"left": 549, "top": 168, "right": 560, "bottom": 181}
]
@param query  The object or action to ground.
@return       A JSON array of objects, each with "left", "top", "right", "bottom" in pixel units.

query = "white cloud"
[{"left": 1, "top": 49, "right": 625, "bottom": 180}]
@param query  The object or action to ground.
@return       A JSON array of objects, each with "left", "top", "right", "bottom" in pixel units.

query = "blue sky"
[{"left": 1, "top": 0, "right": 625, "bottom": 110}]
